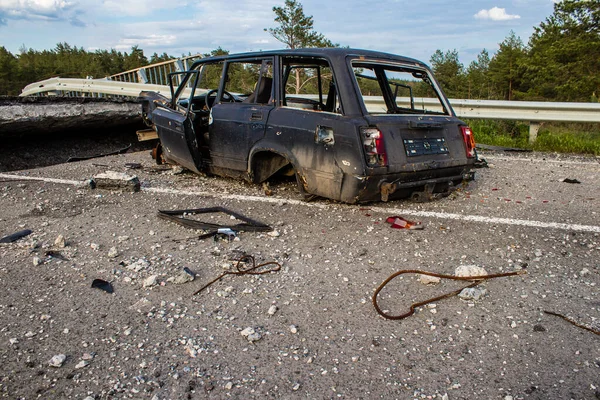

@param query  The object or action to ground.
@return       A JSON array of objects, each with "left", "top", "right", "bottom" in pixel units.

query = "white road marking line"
[
  {"left": 1, "top": 173, "right": 599, "bottom": 233},
  {"left": 0, "top": 174, "right": 82, "bottom": 185},
  {"left": 483, "top": 155, "right": 600, "bottom": 166}
]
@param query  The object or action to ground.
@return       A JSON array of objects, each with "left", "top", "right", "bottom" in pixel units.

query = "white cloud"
[
  {"left": 0, "top": 0, "right": 78, "bottom": 21},
  {"left": 114, "top": 33, "right": 178, "bottom": 50},
  {"left": 474, "top": 7, "right": 521, "bottom": 21},
  {"left": 100, "top": 0, "right": 190, "bottom": 17}
]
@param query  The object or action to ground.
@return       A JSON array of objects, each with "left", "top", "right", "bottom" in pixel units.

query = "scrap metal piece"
[
  {"left": 0, "top": 229, "right": 32, "bottom": 243},
  {"left": 372, "top": 269, "right": 527, "bottom": 320},
  {"left": 192, "top": 255, "right": 281, "bottom": 296},
  {"left": 67, "top": 144, "right": 132, "bottom": 162},
  {"left": 157, "top": 207, "right": 272, "bottom": 232},
  {"left": 544, "top": 310, "right": 600, "bottom": 335}
]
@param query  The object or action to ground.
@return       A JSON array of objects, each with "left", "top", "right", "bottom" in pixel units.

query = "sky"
[{"left": 0, "top": 0, "right": 557, "bottom": 66}]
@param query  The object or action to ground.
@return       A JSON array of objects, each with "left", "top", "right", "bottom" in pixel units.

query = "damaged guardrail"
[{"left": 20, "top": 79, "right": 600, "bottom": 144}]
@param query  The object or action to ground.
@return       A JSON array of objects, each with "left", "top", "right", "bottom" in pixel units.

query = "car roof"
[{"left": 190, "top": 48, "right": 427, "bottom": 69}]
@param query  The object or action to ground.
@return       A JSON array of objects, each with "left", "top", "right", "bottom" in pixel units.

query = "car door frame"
[
  {"left": 152, "top": 70, "right": 203, "bottom": 173},
  {"left": 208, "top": 57, "right": 276, "bottom": 178}
]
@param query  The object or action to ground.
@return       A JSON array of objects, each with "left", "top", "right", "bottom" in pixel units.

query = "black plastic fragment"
[
  {"left": 0, "top": 229, "right": 32, "bottom": 243},
  {"left": 91, "top": 279, "right": 114, "bottom": 293},
  {"left": 562, "top": 178, "right": 581, "bottom": 184}
]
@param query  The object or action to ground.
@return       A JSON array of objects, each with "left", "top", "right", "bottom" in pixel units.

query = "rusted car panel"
[{"left": 139, "top": 48, "right": 476, "bottom": 203}]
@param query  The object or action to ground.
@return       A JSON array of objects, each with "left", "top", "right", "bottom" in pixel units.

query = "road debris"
[
  {"left": 240, "top": 327, "right": 262, "bottom": 343},
  {"left": 90, "top": 171, "right": 140, "bottom": 192},
  {"left": 170, "top": 267, "right": 196, "bottom": 284},
  {"left": 543, "top": 310, "right": 600, "bottom": 335},
  {"left": 143, "top": 275, "right": 159, "bottom": 288},
  {"left": 45, "top": 250, "right": 69, "bottom": 261},
  {"left": 372, "top": 269, "right": 527, "bottom": 320},
  {"left": 386, "top": 216, "right": 423, "bottom": 230},
  {"left": 418, "top": 274, "right": 441, "bottom": 285},
  {"left": 49, "top": 354, "right": 66, "bottom": 368},
  {"left": 458, "top": 287, "right": 487, "bottom": 301},
  {"left": 192, "top": 255, "right": 281, "bottom": 296},
  {"left": 455, "top": 265, "right": 488, "bottom": 277},
  {"left": 91, "top": 279, "right": 114, "bottom": 293},
  {"left": 562, "top": 178, "right": 581, "bottom": 184},
  {"left": 0, "top": 229, "right": 32, "bottom": 243},
  {"left": 158, "top": 206, "right": 272, "bottom": 233}
]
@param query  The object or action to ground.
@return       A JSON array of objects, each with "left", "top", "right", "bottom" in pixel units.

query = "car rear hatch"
[{"left": 362, "top": 114, "right": 474, "bottom": 174}]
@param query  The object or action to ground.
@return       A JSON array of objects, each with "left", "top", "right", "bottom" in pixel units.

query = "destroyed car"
[{"left": 139, "top": 48, "right": 476, "bottom": 203}]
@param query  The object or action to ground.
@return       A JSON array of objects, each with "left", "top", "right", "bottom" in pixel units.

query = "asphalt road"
[{"left": 0, "top": 149, "right": 598, "bottom": 399}]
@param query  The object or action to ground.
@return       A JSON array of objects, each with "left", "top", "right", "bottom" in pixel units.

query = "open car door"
[{"left": 152, "top": 71, "right": 204, "bottom": 174}]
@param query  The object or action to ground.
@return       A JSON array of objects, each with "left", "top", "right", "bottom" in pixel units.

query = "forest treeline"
[{"left": 0, "top": 0, "right": 598, "bottom": 102}]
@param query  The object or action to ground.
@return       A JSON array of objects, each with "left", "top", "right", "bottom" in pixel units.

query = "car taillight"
[
  {"left": 361, "top": 127, "right": 387, "bottom": 167},
  {"left": 461, "top": 126, "right": 476, "bottom": 158}
]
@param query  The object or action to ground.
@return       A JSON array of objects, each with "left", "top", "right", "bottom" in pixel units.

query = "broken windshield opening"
[{"left": 352, "top": 61, "right": 449, "bottom": 115}]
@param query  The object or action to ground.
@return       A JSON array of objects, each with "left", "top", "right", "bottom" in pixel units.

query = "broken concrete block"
[
  {"left": 91, "top": 171, "right": 140, "bottom": 192},
  {"left": 454, "top": 265, "right": 488, "bottom": 278},
  {"left": 418, "top": 274, "right": 441, "bottom": 285}
]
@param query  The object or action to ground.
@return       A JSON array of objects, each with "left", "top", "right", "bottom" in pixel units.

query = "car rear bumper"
[{"left": 341, "top": 166, "right": 475, "bottom": 203}]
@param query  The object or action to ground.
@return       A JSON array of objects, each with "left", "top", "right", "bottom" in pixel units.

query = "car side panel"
[
  {"left": 262, "top": 107, "right": 367, "bottom": 201},
  {"left": 208, "top": 103, "right": 274, "bottom": 176},
  {"left": 152, "top": 107, "right": 202, "bottom": 174}
]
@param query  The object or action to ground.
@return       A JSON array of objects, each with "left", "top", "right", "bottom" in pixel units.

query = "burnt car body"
[{"left": 140, "top": 48, "right": 476, "bottom": 203}]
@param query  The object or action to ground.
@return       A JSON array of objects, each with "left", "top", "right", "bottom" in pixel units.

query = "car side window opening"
[
  {"left": 282, "top": 57, "right": 341, "bottom": 114},
  {"left": 222, "top": 59, "right": 274, "bottom": 104},
  {"left": 196, "top": 62, "right": 225, "bottom": 93},
  {"left": 352, "top": 62, "right": 449, "bottom": 115}
]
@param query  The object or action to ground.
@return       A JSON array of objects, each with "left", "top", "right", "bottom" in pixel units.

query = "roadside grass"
[{"left": 467, "top": 120, "right": 600, "bottom": 156}]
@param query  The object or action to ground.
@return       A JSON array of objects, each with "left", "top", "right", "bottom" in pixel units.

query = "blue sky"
[{"left": 0, "top": 0, "right": 556, "bottom": 66}]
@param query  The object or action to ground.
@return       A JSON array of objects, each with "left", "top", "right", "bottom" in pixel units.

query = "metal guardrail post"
[{"left": 529, "top": 122, "right": 541, "bottom": 144}]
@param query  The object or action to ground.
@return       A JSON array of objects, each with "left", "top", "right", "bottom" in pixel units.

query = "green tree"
[
  {"left": 266, "top": 0, "right": 337, "bottom": 93},
  {"left": 123, "top": 45, "right": 148, "bottom": 71},
  {"left": 523, "top": 0, "right": 600, "bottom": 101},
  {"left": 266, "top": 0, "right": 335, "bottom": 49},
  {"left": 487, "top": 31, "right": 527, "bottom": 100},
  {"left": 429, "top": 49, "right": 466, "bottom": 98},
  {"left": 150, "top": 52, "right": 174, "bottom": 64},
  {"left": 0, "top": 46, "right": 18, "bottom": 95},
  {"left": 466, "top": 49, "right": 491, "bottom": 99}
]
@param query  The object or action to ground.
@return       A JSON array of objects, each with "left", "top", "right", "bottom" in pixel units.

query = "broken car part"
[
  {"left": 192, "top": 255, "right": 281, "bottom": 296},
  {"left": 0, "top": 229, "right": 32, "bottom": 243},
  {"left": 386, "top": 216, "right": 423, "bottom": 230},
  {"left": 372, "top": 269, "right": 527, "bottom": 320},
  {"left": 157, "top": 207, "right": 272, "bottom": 232}
]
